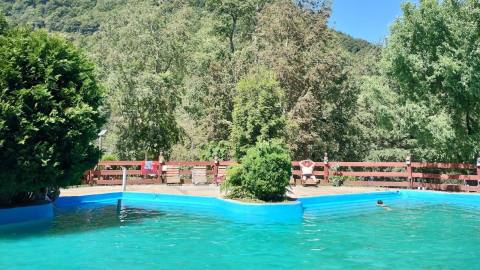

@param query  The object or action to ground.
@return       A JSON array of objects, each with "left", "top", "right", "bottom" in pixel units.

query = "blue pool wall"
[
  {"left": 401, "top": 190, "right": 480, "bottom": 207},
  {"left": 54, "top": 192, "right": 123, "bottom": 208},
  {"left": 299, "top": 191, "right": 401, "bottom": 207},
  {"left": 2, "top": 190, "right": 480, "bottom": 226},
  {"left": 0, "top": 203, "right": 53, "bottom": 225},
  {"left": 299, "top": 191, "right": 403, "bottom": 218}
]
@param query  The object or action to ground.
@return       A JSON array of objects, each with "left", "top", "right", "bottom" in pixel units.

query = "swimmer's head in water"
[{"left": 377, "top": 200, "right": 384, "bottom": 205}]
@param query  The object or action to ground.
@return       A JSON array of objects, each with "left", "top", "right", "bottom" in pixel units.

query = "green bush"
[
  {"left": 0, "top": 27, "right": 106, "bottom": 206},
  {"left": 222, "top": 140, "right": 291, "bottom": 202}
]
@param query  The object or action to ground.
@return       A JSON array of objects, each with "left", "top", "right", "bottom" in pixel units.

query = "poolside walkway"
[{"left": 60, "top": 184, "right": 389, "bottom": 198}]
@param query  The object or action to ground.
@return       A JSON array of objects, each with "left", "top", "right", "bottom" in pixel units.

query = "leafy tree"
[
  {"left": 254, "top": 0, "right": 332, "bottom": 111},
  {"left": 89, "top": 2, "right": 190, "bottom": 159},
  {"left": 200, "top": 61, "right": 236, "bottom": 142},
  {"left": 383, "top": 0, "right": 480, "bottom": 162},
  {"left": 0, "top": 0, "right": 126, "bottom": 34},
  {"left": 206, "top": 0, "right": 264, "bottom": 54},
  {"left": 254, "top": 0, "right": 360, "bottom": 161},
  {"left": 223, "top": 139, "right": 291, "bottom": 201},
  {"left": 355, "top": 74, "right": 458, "bottom": 162},
  {"left": 0, "top": 28, "right": 105, "bottom": 205},
  {"left": 286, "top": 91, "right": 322, "bottom": 160},
  {"left": 5, "top": 0, "right": 457, "bottom": 165},
  {"left": 114, "top": 72, "right": 182, "bottom": 160},
  {"left": 230, "top": 67, "right": 286, "bottom": 159},
  {"left": 185, "top": 1, "right": 260, "bottom": 150}
]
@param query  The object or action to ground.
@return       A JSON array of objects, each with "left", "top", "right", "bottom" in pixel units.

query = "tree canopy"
[
  {"left": 383, "top": 0, "right": 480, "bottom": 162},
  {"left": 2, "top": 0, "right": 478, "bottom": 164}
]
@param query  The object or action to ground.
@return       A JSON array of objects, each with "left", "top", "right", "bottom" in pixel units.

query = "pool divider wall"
[
  {"left": 121, "top": 193, "right": 304, "bottom": 223},
  {"left": 36, "top": 192, "right": 304, "bottom": 224},
  {"left": 0, "top": 203, "right": 53, "bottom": 225},
  {"left": 212, "top": 198, "right": 303, "bottom": 223}
]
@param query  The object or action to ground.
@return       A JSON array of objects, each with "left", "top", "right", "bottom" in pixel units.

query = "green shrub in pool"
[{"left": 223, "top": 140, "right": 292, "bottom": 202}]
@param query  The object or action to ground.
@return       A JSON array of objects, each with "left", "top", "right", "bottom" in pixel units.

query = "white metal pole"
[{"left": 121, "top": 167, "right": 127, "bottom": 192}]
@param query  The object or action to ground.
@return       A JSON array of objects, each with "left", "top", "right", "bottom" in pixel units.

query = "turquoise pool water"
[{"left": 1, "top": 194, "right": 479, "bottom": 269}]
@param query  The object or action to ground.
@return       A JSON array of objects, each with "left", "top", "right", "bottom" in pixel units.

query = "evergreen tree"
[
  {"left": 0, "top": 27, "right": 105, "bottom": 205},
  {"left": 230, "top": 67, "right": 286, "bottom": 159}
]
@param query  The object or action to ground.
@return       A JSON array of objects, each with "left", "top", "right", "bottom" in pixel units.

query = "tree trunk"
[
  {"left": 466, "top": 112, "right": 473, "bottom": 135},
  {"left": 229, "top": 15, "right": 237, "bottom": 54}
]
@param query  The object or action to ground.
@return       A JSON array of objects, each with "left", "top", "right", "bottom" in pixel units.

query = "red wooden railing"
[
  {"left": 83, "top": 155, "right": 480, "bottom": 192},
  {"left": 84, "top": 159, "right": 237, "bottom": 185}
]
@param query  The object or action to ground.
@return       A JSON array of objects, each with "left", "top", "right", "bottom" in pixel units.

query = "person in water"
[{"left": 377, "top": 200, "right": 392, "bottom": 211}]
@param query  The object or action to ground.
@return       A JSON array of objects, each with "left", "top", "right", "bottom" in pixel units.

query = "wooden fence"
[
  {"left": 84, "top": 156, "right": 480, "bottom": 192},
  {"left": 84, "top": 160, "right": 236, "bottom": 185}
]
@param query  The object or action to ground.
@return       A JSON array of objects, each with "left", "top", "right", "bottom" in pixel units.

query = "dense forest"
[{"left": 2, "top": 0, "right": 479, "bottom": 163}]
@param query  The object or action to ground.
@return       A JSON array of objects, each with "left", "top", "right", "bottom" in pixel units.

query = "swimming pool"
[{"left": 0, "top": 191, "right": 479, "bottom": 269}]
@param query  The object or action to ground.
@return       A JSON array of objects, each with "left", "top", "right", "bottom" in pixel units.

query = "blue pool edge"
[
  {"left": 0, "top": 203, "right": 53, "bottom": 225},
  {"left": 2, "top": 190, "right": 480, "bottom": 226}
]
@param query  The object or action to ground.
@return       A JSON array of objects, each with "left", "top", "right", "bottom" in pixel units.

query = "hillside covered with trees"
[{"left": 2, "top": 0, "right": 479, "bottom": 163}]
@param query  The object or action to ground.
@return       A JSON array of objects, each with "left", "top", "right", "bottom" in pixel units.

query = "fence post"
[
  {"left": 121, "top": 167, "right": 127, "bottom": 192},
  {"left": 158, "top": 152, "right": 164, "bottom": 184},
  {"left": 90, "top": 169, "right": 95, "bottom": 185},
  {"left": 86, "top": 170, "right": 92, "bottom": 185},
  {"left": 213, "top": 156, "right": 219, "bottom": 185},
  {"left": 142, "top": 153, "right": 147, "bottom": 182},
  {"left": 406, "top": 155, "right": 412, "bottom": 189},
  {"left": 476, "top": 156, "right": 480, "bottom": 187},
  {"left": 323, "top": 152, "right": 329, "bottom": 183}
]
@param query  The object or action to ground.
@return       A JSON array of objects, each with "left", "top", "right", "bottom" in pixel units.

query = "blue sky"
[{"left": 329, "top": 0, "right": 417, "bottom": 44}]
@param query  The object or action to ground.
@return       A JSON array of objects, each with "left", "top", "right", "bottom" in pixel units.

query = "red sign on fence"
[{"left": 141, "top": 161, "right": 159, "bottom": 175}]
